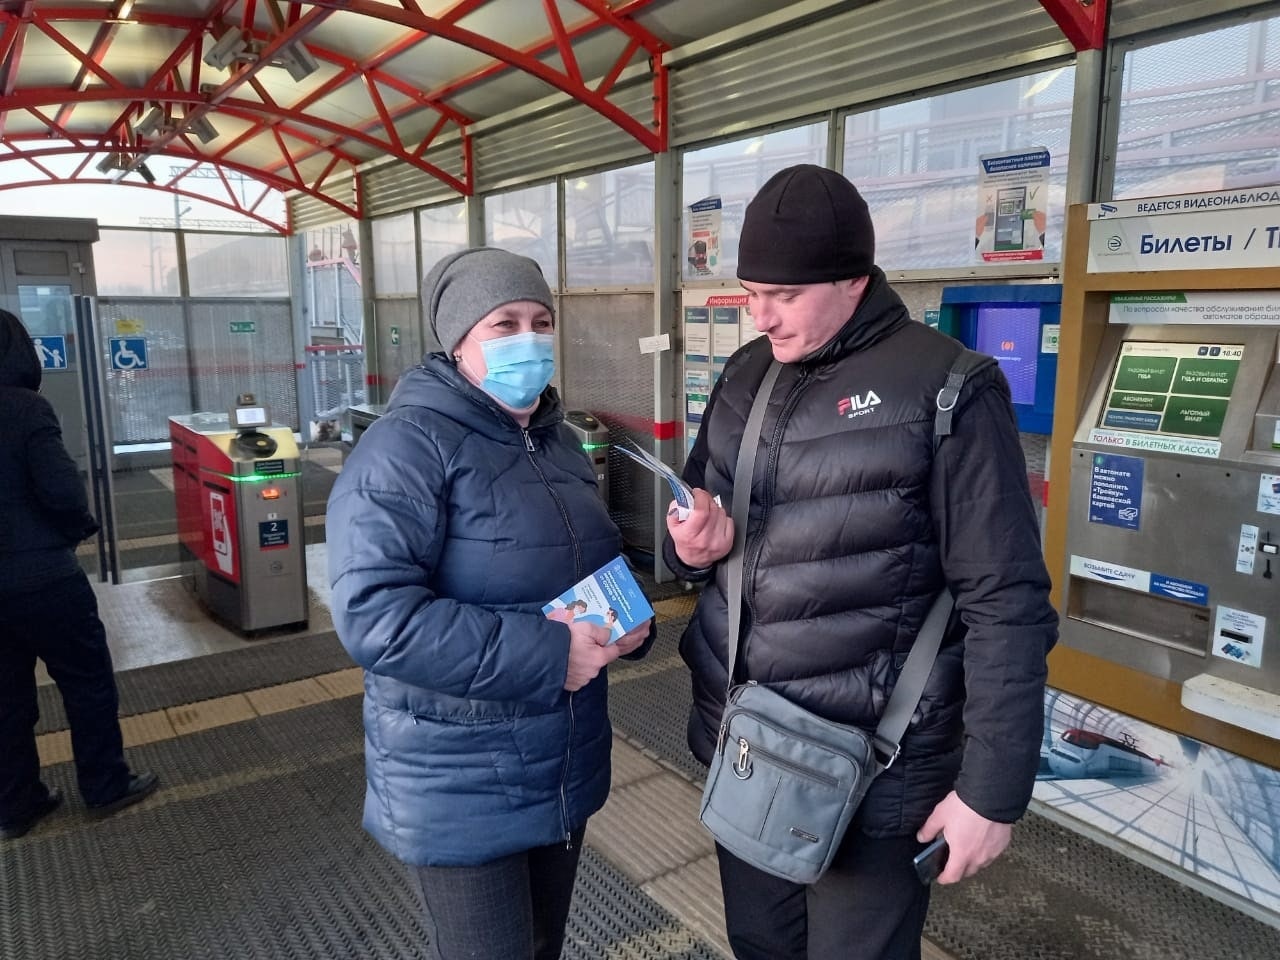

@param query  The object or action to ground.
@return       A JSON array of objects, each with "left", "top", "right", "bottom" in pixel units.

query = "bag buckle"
[
  {"left": 733, "top": 737, "right": 753, "bottom": 779},
  {"left": 874, "top": 737, "right": 901, "bottom": 770}
]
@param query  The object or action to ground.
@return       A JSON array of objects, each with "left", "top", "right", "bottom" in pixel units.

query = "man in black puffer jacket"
[
  {"left": 665, "top": 166, "right": 1057, "bottom": 960},
  {"left": 0, "top": 309, "right": 158, "bottom": 841}
]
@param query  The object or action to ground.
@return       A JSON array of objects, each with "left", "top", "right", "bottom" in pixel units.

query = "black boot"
[
  {"left": 1, "top": 788, "right": 64, "bottom": 840},
  {"left": 88, "top": 772, "right": 159, "bottom": 819}
]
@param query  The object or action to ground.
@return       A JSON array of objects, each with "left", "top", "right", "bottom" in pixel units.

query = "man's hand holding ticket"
[{"left": 665, "top": 487, "right": 735, "bottom": 569}]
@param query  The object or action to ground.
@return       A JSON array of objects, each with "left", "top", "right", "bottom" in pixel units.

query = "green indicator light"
[
  {"left": 581, "top": 442, "right": 610, "bottom": 451},
  {"left": 201, "top": 468, "right": 301, "bottom": 483},
  {"left": 230, "top": 472, "right": 301, "bottom": 483}
]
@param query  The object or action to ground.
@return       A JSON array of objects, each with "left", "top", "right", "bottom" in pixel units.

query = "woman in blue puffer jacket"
[{"left": 327, "top": 247, "right": 653, "bottom": 960}]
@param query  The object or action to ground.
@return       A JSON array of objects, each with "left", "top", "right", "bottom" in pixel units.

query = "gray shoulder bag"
[{"left": 698, "top": 358, "right": 961, "bottom": 885}]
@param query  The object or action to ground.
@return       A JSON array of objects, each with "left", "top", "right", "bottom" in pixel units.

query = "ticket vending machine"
[
  {"left": 1064, "top": 327, "right": 1280, "bottom": 720},
  {"left": 170, "top": 395, "right": 308, "bottom": 633},
  {"left": 1046, "top": 193, "right": 1280, "bottom": 761}
]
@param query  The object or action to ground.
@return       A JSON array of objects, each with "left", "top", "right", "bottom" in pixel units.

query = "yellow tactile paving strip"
[{"left": 652, "top": 595, "right": 697, "bottom": 621}]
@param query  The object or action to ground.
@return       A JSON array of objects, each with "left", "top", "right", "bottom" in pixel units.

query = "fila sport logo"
[{"left": 837, "top": 390, "right": 881, "bottom": 418}]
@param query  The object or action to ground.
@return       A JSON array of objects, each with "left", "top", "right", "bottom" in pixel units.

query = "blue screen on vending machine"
[{"left": 974, "top": 305, "right": 1041, "bottom": 406}]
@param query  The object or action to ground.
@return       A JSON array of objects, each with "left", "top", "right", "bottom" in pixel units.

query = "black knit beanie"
[{"left": 736, "top": 164, "right": 875, "bottom": 284}]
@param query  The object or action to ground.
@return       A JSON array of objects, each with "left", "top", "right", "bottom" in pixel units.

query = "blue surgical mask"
[{"left": 474, "top": 331, "right": 556, "bottom": 409}]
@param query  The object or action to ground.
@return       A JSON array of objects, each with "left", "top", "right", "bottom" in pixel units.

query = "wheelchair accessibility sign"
[{"left": 109, "top": 337, "right": 148, "bottom": 371}]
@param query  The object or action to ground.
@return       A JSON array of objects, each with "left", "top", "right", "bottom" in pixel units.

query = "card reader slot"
[
  {"left": 1217, "top": 628, "right": 1253, "bottom": 645},
  {"left": 1067, "top": 577, "right": 1210, "bottom": 658}
]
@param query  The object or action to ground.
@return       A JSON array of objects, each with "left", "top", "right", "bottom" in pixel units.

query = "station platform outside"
[{"left": 8, "top": 541, "right": 1279, "bottom": 959}]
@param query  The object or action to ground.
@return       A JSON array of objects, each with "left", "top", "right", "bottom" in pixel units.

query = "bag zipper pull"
[{"left": 733, "top": 737, "right": 752, "bottom": 779}]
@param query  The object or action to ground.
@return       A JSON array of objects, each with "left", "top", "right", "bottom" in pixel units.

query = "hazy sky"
[{"left": 0, "top": 178, "right": 285, "bottom": 232}]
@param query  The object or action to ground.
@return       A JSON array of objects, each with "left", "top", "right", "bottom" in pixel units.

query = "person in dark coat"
[
  {"left": 0, "top": 309, "right": 158, "bottom": 841},
  {"left": 665, "top": 166, "right": 1058, "bottom": 960},
  {"left": 327, "top": 247, "right": 653, "bottom": 960}
]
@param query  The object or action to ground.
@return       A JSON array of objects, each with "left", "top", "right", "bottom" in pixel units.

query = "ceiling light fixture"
[
  {"left": 135, "top": 105, "right": 170, "bottom": 138},
  {"left": 203, "top": 28, "right": 250, "bottom": 70},
  {"left": 186, "top": 114, "right": 219, "bottom": 145},
  {"left": 273, "top": 42, "right": 319, "bottom": 82}
]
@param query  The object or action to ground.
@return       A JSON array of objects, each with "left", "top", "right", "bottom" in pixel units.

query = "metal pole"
[{"left": 651, "top": 148, "right": 681, "bottom": 583}]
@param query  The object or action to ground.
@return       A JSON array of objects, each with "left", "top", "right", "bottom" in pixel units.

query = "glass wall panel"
[
  {"left": 372, "top": 211, "right": 417, "bottom": 295},
  {"left": 302, "top": 220, "right": 364, "bottom": 346},
  {"left": 185, "top": 232, "right": 289, "bottom": 296},
  {"left": 681, "top": 124, "right": 827, "bottom": 281},
  {"left": 1114, "top": 16, "right": 1280, "bottom": 198},
  {"left": 843, "top": 67, "right": 1074, "bottom": 271},
  {"left": 95, "top": 229, "right": 181, "bottom": 296},
  {"left": 419, "top": 200, "right": 468, "bottom": 277},
  {"left": 565, "top": 161, "right": 655, "bottom": 287},
  {"left": 485, "top": 183, "right": 558, "bottom": 287},
  {"left": 303, "top": 221, "right": 362, "bottom": 266}
]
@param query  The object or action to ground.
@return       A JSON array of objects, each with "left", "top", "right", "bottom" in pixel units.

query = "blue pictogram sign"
[
  {"left": 109, "top": 337, "right": 148, "bottom": 371},
  {"left": 33, "top": 335, "right": 68, "bottom": 370}
]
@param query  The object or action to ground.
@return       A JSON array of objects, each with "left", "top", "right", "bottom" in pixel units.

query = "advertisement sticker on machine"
[
  {"left": 1212, "top": 605, "right": 1265, "bottom": 668},
  {"left": 1148, "top": 574, "right": 1209, "bottom": 606},
  {"left": 259, "top": 519, "right": 289, "bottom": 550},
  {"left": 1257, "top": 474, "right": 1280, "bottom": 515},
  {"left": 1088, "top": 453, "right": 1144, "bottom": 529}
]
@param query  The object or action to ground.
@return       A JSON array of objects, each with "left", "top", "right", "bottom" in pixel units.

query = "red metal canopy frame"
[
  {"left": 0, "top": 0, "right": 669, "bottom": 233},
  {"left": 1038, "top": 0, "right": 1109, "bottom": 52}
]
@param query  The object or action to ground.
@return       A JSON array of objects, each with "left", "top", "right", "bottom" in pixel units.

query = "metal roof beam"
[
  {"left": 51, "top": 0, "right": 142, "bottom": 129},
  {"left": 1039, "top": 0, "right": 1109, "bottom": 52},
  {"left": 307, "top": 0, "right": 666, "bottom": 153},
  {"left": 0, "top": 3, "right": 36, "bottom": 106}
]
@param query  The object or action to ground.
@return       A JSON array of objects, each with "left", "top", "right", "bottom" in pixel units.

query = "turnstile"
[
  {"left": 565, "top": 409, "right": 610, "bottom": 505},
  {"left": 170, "top": 399, "right": 308, "bottom": 632},
  {"left": 348, "top": 403, "right": 386, "bottom": 447}
]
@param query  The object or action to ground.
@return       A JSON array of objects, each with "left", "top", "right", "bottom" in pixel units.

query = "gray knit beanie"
[{"left": 422, "top": 247, "right": 555, "bottom": 354}]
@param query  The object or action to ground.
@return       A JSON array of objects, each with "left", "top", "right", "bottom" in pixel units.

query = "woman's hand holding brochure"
[{"left": 564, "top": 619, "right": 621, "bottom": 691}]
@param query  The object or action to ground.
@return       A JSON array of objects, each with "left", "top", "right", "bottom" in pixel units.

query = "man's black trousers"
[
  {"left": 0, "top": 571, "right": 130, "bottom": 826},
  {"left": 716, "top": 828, "right": 932, "bottom": 960}
]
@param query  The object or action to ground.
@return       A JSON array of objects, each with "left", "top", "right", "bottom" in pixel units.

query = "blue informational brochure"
[{"left": 543, "top": 555, "right": 654, "bottom": 644}]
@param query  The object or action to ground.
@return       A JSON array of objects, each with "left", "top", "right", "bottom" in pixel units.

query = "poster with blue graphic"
[{"left": 1089, "top": 453, "right": 1144, "bottom": 529}]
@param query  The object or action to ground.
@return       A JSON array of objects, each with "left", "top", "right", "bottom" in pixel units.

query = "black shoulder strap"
[{"left": 934, "top": 348, "right": 997, "bottom": 449}]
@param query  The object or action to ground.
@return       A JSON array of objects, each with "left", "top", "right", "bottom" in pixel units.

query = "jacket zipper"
[
  {"left": 561, "top": 693, "right": 576, "bottom": 846},
  {"left": 521, "top": 425, "right": 582, "bottom": 846},
  {"left": 522, "top": 428, "right": 583, "bottom": 579},
  {"left": 739, "top": 369, "right": 811, "bottom": 672}
]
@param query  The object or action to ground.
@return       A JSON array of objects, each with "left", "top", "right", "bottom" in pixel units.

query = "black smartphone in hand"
[{"left": 912, "top": 835, "right": 949, "bottom": 885}]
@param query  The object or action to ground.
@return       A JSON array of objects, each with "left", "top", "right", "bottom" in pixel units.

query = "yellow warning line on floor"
[{"left": 35, "top": 667, "right": 365, "bottom": 767}]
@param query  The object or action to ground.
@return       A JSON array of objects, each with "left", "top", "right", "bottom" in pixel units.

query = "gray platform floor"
[{"left": 13, "top": 548, "right": 1278, "bottom": 958}]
